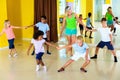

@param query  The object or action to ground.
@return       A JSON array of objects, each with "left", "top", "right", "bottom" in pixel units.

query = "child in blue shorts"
[
  {"left": 90, "top": 18, "right": 118, "bottom": 62},
  {"left": 27, "top": 31, "right": 57, "bottom": 71}
]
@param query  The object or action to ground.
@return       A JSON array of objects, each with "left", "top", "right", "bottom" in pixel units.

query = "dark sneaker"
[
  {"left": 114, "top": 56, "right": 118, "bottom": 62},
  {"left": 80, "top": 68, "right": 87, "bottom": 72},
  {"left": 89, "top": 36, "right": 93, "bottom": 38},
  {"left": 85, "top": 35, "right": 88, "bottom": 37},
  {"left": 47, "top": 50, "right": 51, "bottom": 55},
  {"left": 58, "top": 68, "right": 65, "bottom": 72},
  {"left": 91, "top": 55, "right": 97, "bottom": 59},
  {"left": 31, "top": 51, "right": 35, "bottom": 55}
]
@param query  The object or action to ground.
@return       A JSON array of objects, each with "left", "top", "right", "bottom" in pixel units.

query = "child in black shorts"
[{"left": 90, "top": 18, "right": 118, "bottom": 62}]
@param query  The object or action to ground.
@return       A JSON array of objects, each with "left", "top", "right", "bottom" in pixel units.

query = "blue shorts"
[
  {"left": 65, "top": 28, "right": 77, "bottom": 36},
  {"left": 36, "top": 52, "right": 44, "bottom": 60},
  {"left": 107, "top": 20, "right": 113, "bottom": 26},
  {"left": 97, "top": 41, "right": 114, "bottom": 50},
  {"left": 8, "top": 38, "right": 15, "bottom": 49}
]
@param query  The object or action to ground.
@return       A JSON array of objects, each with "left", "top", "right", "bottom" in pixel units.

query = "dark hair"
[
  {"left": 107, "top": 6, "right": 112, "bottom": 11},
  {"left": 88, "top": 12, "right": 92, "bottom": 17},
  {"left": 115, "top": 17, "right": 118, "bottom": 20},
  {"left": 33, "top": 31, "right": 44, "bottom": 39},
  {"left": 79, "top": 14, "right": 82, "bottom": 17},
  {"left": 101, "top": 18, "right": 106, "bottom": 22},
  {"left": 41, "top": 16, "right": 47, "bottom": 19}
]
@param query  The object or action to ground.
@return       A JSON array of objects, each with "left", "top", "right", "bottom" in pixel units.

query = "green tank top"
[
  {"left": 106, "top": 12, "right": 113, "bottom": 21},
  {"left": 66, "top": 14, "right": 77, "bottom": 29}
]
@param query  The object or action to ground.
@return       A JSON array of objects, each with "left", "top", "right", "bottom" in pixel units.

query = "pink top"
[{"left": 3, "top": 26, "right": 15, "bottom": 39}]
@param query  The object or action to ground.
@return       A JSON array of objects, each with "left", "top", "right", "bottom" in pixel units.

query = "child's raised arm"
[{"left": 27, "top": 43, "right": 33, "bottom": 55}]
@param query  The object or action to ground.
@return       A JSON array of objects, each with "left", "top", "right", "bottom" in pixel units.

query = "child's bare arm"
[
  {"left": 25, "top": 24, "right": 35, "bottom": 29},
  {"left": 12, "top": 26, "right": 26, "bottom": 29},
  {"left": 27, "top": 43, "right": 33, "bottom": 55},
  {"left": 58, "top": 44, "right": 72, "bottom": 50},
  {"left": 45, "top": 42, "right": 57, "bottom": 48}
]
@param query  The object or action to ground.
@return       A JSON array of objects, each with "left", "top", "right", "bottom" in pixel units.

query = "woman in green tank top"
[
  {"left": 105, "top": 6, "right": 114, "bottom": 31},
  {"left": 60, "top": 6, "right": 79, "bottom": 56}
]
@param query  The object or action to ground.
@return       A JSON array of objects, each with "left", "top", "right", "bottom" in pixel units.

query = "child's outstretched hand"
[
  {"left": 56, "top": 46, "right": 61, "bottom": 50},
  {"left": 25, "top": 26, "right": 29, "bottom": 29}
]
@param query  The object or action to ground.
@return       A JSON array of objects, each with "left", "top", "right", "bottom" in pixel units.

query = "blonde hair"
[
  {"left": 77, "top": 35, "right": 84, "bottom": 42},
  {"left": 4, "top": 20, "right": 10, "bottom": 28}
]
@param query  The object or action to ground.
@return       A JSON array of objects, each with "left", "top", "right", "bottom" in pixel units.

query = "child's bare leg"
[
  {"left": 81, "top": 60, "right": 90, "bottom": 69},
  {"left": 80, "top": 30, "right": 83, "bottom": 35},
  {"left": 9, "top": 49, "right": 12, "bottom": 56},
  {"left": 58, "top": 59, "right": 74, "bottom": 72},
  {"left": 13, "top": 48, "right": 17, "bottom": 53},
  {"left": 46, "top": 44, "right": 51, "bottom": 55},
  {"left": 91, "top": 47, "right": 99, "bottom": 59},
  {"left": 89, "top": 31, "right": 92, "bottom": 38},
  {"left": 80, "top": 60, "right": 90, "bottom": 72},
  {"left": 111, "top": 50, "right": 118, "bottom": 62},
  {"left": 39, "top": 60, "right": 45, "bottom": 66},
  {"left": 36, "top": 60, "right": 40, "bottom": 65}
]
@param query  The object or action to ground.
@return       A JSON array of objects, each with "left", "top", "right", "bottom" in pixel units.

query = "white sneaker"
[
  {"left": 8, "top": 54, "right": 12, "bottom": 58},
  {"left": 43, "top": 66, "right": 47, "bottom": 72},
  {"left": 36, "top": 65, "right": 40, "bottom": 71},
  {"left": 13, "top": 53, "right": 17, "bottom": 57}
]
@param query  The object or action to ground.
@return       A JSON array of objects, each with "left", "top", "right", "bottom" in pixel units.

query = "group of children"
[{"left": 0, "top": 6, "right": 119, "bottom": 73}]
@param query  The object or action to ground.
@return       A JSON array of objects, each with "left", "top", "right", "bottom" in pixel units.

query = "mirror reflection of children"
[
  {"left": 27, "top": 31, "right": 57, "bottom": 71},
  {"left": 0, "top": 20, "right": 25, "bottom": 57},
  {"left": 57, "top": 35, "right": 90, "bottom": 73}
]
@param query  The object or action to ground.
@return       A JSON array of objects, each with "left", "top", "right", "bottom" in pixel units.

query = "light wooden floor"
[{"left": 0, "top": 22, "right": 120, "bottom": 80}]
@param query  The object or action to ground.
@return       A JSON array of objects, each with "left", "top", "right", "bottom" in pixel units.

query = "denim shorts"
[
  {"left": 36, "top": 52, "right": 44, "bottom": 60},
  {"left": 8, "top": 38, "right": 15, "bottom": 49}
]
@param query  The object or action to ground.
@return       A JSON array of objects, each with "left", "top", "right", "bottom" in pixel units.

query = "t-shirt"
[
  {"left": 97, "top": 27, "right": 112, "bottom": 42},
  {"left": 3, "top": 26, "right": 15, "bottom": 40},
  {"left": 31, "top": 39, "right": 45, "bottom": 54},
  {"left": 72, "top": 43, "right": 89, "bottom": 53},
  {"left": 86, "top": 17, "right": 91, "bottom": 27},
  {"left": 35, "top": 22, "right": 50, "bottom": 38}
]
